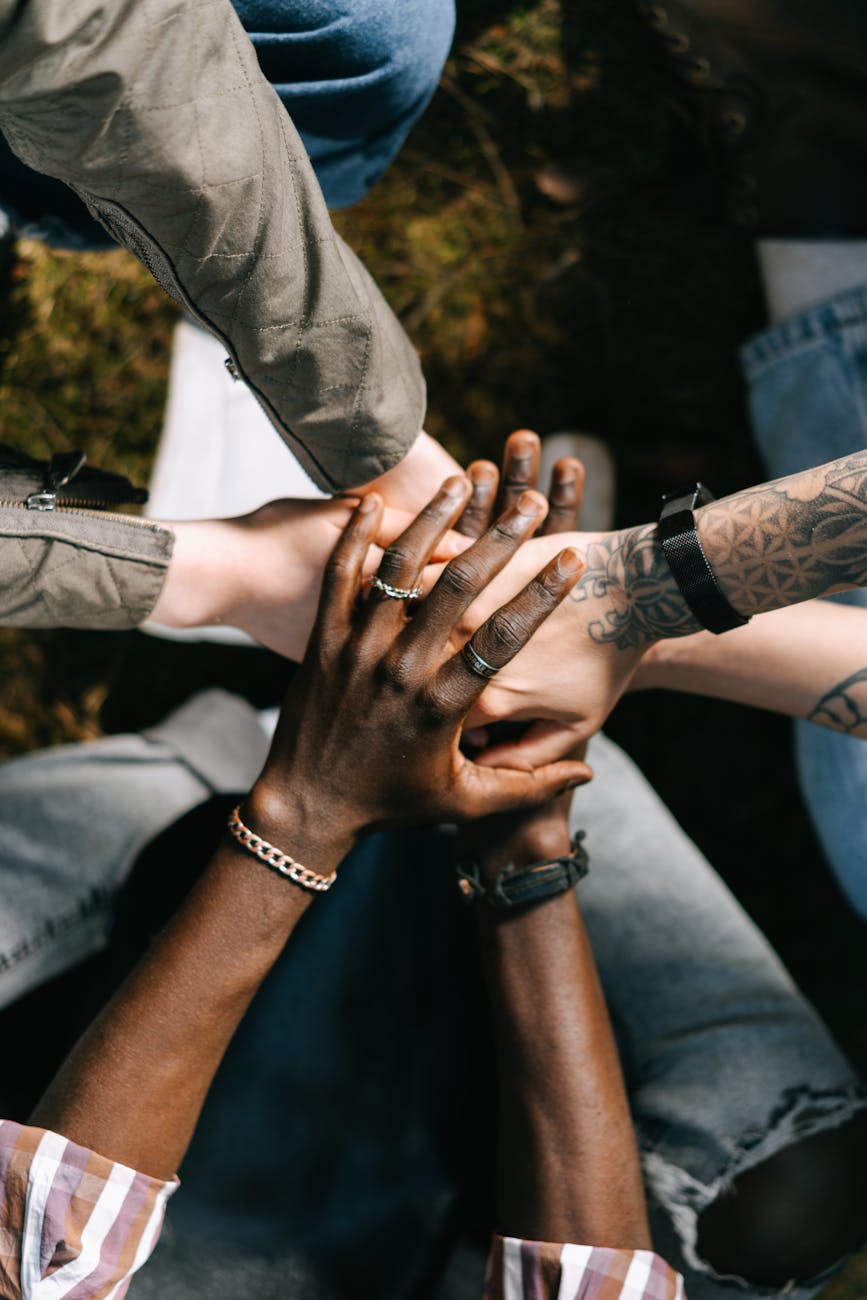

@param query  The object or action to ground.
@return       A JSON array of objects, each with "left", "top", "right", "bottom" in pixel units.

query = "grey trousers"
[{"left": 0, "top": 691, "right": 862, "bottom": 1298}]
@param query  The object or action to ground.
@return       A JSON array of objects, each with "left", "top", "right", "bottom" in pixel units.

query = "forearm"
[
  {"left": 635, "top": 599, "right": 867, "bottom": 735},
  {"left": 578, "top": 449, "right": 867, "bottom": 650},
  {"left": 0, "top": 0, "right": 424, "bottom": 491},
  {"left": 480, "top": 887, "right": 650, "bottom": 1248},
  {"left": 30, "top": 785, "right": 350, "bottom": 1181}
]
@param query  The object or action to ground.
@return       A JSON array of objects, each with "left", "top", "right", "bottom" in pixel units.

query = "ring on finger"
[
  {"left": 369, "top": 574, "right": 422, "bottom": 601},
  {"left": 461, "top": 641, "right": 499, "bottom": 679}
]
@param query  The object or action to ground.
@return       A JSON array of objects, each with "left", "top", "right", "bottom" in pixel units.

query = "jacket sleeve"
[
  {"left": 0, "top": 0, "right": 426, "bottom": 493},
  {"left": 0, "top": 506, "right": 173, "bottom": 628}
]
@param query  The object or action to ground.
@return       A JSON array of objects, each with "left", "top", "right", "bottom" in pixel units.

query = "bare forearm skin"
[
  {"left": 636, "top": 600, "right": 867, "bottom": 737},
  {"left": 480, "top": 889, "right": 651, "bottom": 1248},
  {"left": 30, "top": 787, "right": 351, "bottom": 1181},
  {"left": 572, "top": 450, "right": 867, "bottom": 649}
]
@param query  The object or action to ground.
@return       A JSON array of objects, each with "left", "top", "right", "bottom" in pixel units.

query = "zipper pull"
[{"left": 26, "top": 450, "right": 87, "bottom": 511}]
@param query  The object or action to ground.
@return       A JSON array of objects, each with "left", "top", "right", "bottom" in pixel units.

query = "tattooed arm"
[
  {"left": 459, "top": 449, "right": 867, "bottom": 743},
  {"left": 634, "top": 599, "right": 867, "bottom": 738}
]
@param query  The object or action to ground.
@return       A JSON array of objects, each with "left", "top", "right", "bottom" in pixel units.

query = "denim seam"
[{"left": 0, "top": 885, "right": 114, "bottom": 975}]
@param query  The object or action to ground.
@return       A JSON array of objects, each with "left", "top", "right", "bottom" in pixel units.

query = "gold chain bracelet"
[{"left": 227, "top": 805, "right": 337, "bottom": 893}]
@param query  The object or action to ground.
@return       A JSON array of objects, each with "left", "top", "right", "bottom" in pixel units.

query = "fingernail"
[
  {"left": 556, "top": 547, "right": 584, "bottom": 576},
  {"left": 516, "top": 490, "right": 544, "bottom": 516},
  {"left": 470, "top": 464, "right": 497, "bottom": 487},
  {"left": 358, "top": 493, "right": 379, "bottom": 514}
]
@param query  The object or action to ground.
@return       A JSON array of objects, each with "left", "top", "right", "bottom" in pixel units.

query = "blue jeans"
[
  {"left": 0, "top": 0, "right": 454, "bottom": 243},
  {"left": 1, "top": 693, "right": 863, "bottom": 1299},
  {"left": 741, "top": 286, "right": 867, "bottom": 918}
]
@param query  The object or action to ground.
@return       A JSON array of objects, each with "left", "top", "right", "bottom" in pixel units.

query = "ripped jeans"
[
  {"left": 742, "top": 285, "right": 867, "bottom": 920},
  {"left": 0, "top": 691, "right": 863, "bottom": 1299}
]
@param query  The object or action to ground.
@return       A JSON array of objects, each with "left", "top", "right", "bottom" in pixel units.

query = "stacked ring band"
[
  {"left": 369, "top": 574, "right": 423, "bottom": 601},
  {"left": 461, "top": 642, "right": 499, "bottom": 679}
]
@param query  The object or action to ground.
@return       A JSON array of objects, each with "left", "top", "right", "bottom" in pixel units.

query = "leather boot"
[{"left": 634, "top": 0, "right": 867, "bottom": 235}]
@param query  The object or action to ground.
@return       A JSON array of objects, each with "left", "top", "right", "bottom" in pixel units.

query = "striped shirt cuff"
[
  {"left": 0, "top": 1119, "right": 176, "bottom": 1299},
  {"left": 485, "top": 1235, "right": 686, "bottom": 1300}
]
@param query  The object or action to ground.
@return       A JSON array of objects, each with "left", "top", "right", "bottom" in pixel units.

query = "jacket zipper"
[
  {"left": 0, "top": 449, "right": 147, "bottom": 517},
  {"left": 0, "top": 499, "right": 156, "bottom": 527}
]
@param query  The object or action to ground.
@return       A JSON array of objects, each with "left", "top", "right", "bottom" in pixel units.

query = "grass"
[{"left": 1, "top": 2, "right": 866, "bottom": 1293}]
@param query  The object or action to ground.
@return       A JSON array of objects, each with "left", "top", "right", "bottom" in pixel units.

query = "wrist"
[
  {"left": 150, "top": 519, "right": 243, "bottom": 630},
  {"left": 242, "top": 777, "right": 355, "bottom": 878},
  {"left": 607, "top": 521, "right": 699, "bottom": 646},
  {"left": 475, "top": 821, "right": 572, "bottom": 884}
]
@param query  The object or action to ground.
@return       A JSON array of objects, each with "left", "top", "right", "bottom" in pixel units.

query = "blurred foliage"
[
  {"left": 0, "top": 6, "right": 865, "bottom": 1289},
  {"left": 0, "top": 0, "right": 766, "bottom": 756}
]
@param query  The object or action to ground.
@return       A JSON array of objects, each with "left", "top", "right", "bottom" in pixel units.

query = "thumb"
[
  {"left": 475, "top": 719, "right": 587, "bottom": 768},
  {"left": 465, "top": 758, "right": 592, "bottom": 818}
]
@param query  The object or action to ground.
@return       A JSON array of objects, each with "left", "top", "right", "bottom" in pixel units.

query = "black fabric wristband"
[
  {"left": 657, "top": 484, "right": 750, "bottom": 635},
  {"left": 457, "top": 832, "right": 589, "bottom": 910}
]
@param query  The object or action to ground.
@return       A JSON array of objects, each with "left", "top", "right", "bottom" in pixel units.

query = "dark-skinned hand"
[{"left": 244, "top": 473, "right": 592, "bottom": 871}]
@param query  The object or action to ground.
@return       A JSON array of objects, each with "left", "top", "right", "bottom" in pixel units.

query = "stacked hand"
[
  {"left": 150, "top": 489, "right": 467, "bottom": 661},
  {"left": 245, "top": 474, "right": 593, "bottom": 869},
  {"left": 448, "top": 430, "right": 648, "bottom": 766}
]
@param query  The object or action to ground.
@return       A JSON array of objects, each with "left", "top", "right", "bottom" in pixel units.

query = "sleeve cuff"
[
  {"left": 485, "top": 1234, "right": 685, "bottom": 1300},
  {"left": 0, "top": 1119, "right": 177, "bottom": 1298}
]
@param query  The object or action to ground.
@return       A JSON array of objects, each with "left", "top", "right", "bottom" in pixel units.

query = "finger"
[
  {"left": 474, "top": 719, "right": 587, "bottom": 768},
  {"left": 404, "top": 489, "right": 549, "bottom": 656},
  {"left": 455, "top": 461, "right": 499, "bottom": 539},
  {"left": 375, "top": 507, "right": 472, "bottom": 561},
  {"left": 454, "top": 755, "right": 593, "bottom": 820},
  {"left": 541, "top": 457, "right": 585, "bottom": 536},
  {"left": 498, "top": 430, "right": 541, "bottom": 513},
  {"left": 312, "top": 494, "right": 384, "bottom": 648},
  {"left": 434, "top": 546, "right": 584, "bottom": 717},
  {"left": 365, "top": 475, "right": 471, "bottom": 624}
]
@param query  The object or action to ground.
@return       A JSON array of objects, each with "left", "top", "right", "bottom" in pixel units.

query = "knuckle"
[
  {"left": 489, "top": 517, "right": 522, "bottom": 546},
  {"left": 438, "top": 559, "right": 482, "bottom": 601},
  {"left": 377, "top": 649, "right": 415, "bottom": 692},
  {"left": 534, "top": 565, "right": 569, "bottom": 602},
  {"left": 377, "top": 545, "right": 414, "bottom": 579},
  {"left": 418, "top": 680, "right": 453, "bottom": 728},
  {"left": 478, "top": 609, "right": 527, "bottom": 659},
  {"left": 321, "top": 556, "right": 354, "bottom": 597}
]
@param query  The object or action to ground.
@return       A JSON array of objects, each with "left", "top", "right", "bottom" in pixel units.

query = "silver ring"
[
  {"left": 369, "top": 574, "right": 422, "bottom": 601},
  {"left": 461, "top": 641, "right": 499, "bottom": 679}
]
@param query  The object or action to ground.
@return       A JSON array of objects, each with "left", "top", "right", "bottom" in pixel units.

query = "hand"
[
  {"left": 457, "top": 430, "right": 590, "bottom": 767},
  {"left": 150, "top": 494, "right": 467, "bottom": 660},
  {"left": 445, "top": 430, "right": 652, "bottom": 761},
  {"left": 245, "top": 476, "right": 592, "bottom": 868},
  {"left": 459, "top": 748, "right": 582, "bottom": 884},
  {"left": 351, "top": 431, "right": 463, "bottom": 516}
]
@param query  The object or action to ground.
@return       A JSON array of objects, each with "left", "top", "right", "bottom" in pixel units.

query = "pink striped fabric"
[
  {"left": 0, "top": 1120, "right": 176, "bottom": 1299},
  {"left": 484, "top": 1235, "right": 685, "bottom": 1300}
]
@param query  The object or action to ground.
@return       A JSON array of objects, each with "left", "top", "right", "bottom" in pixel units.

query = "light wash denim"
[
  {"left": 0, "top": 0, "right": 454, "bottom": 244},
  {"left": 741, "top": 286, "right": 867, "bottom": 919},
  {"left": 0, "top": 693, "right": 863, "bottom": 1299}
]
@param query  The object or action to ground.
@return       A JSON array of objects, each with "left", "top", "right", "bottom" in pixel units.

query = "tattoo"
[
  {"left": 569, "top": 524, "right": 699, "bottom": 649},
  {"left": 572, "top": 450, "right": 867, "bottom": 650},
  {"left": 808, "top": 667, "right": 867, "bottom": 736},
  {"left": 699, "top": 451, "right": 867, "bottom": 617}
]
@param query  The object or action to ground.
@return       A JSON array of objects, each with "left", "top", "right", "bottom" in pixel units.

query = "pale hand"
[
  {"left": 454, "top": 528, "right": 649, "bottom": 758},
  {"left": 150, "top": 494, "right": 465, "bottom": 661},
  {"left": 352, "top": 431, "right": 463, "bottom": 516}
]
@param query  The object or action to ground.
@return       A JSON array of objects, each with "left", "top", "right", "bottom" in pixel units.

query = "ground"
[{"left": 0, "top": 1, "right": 865, "bottom": 1293}]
